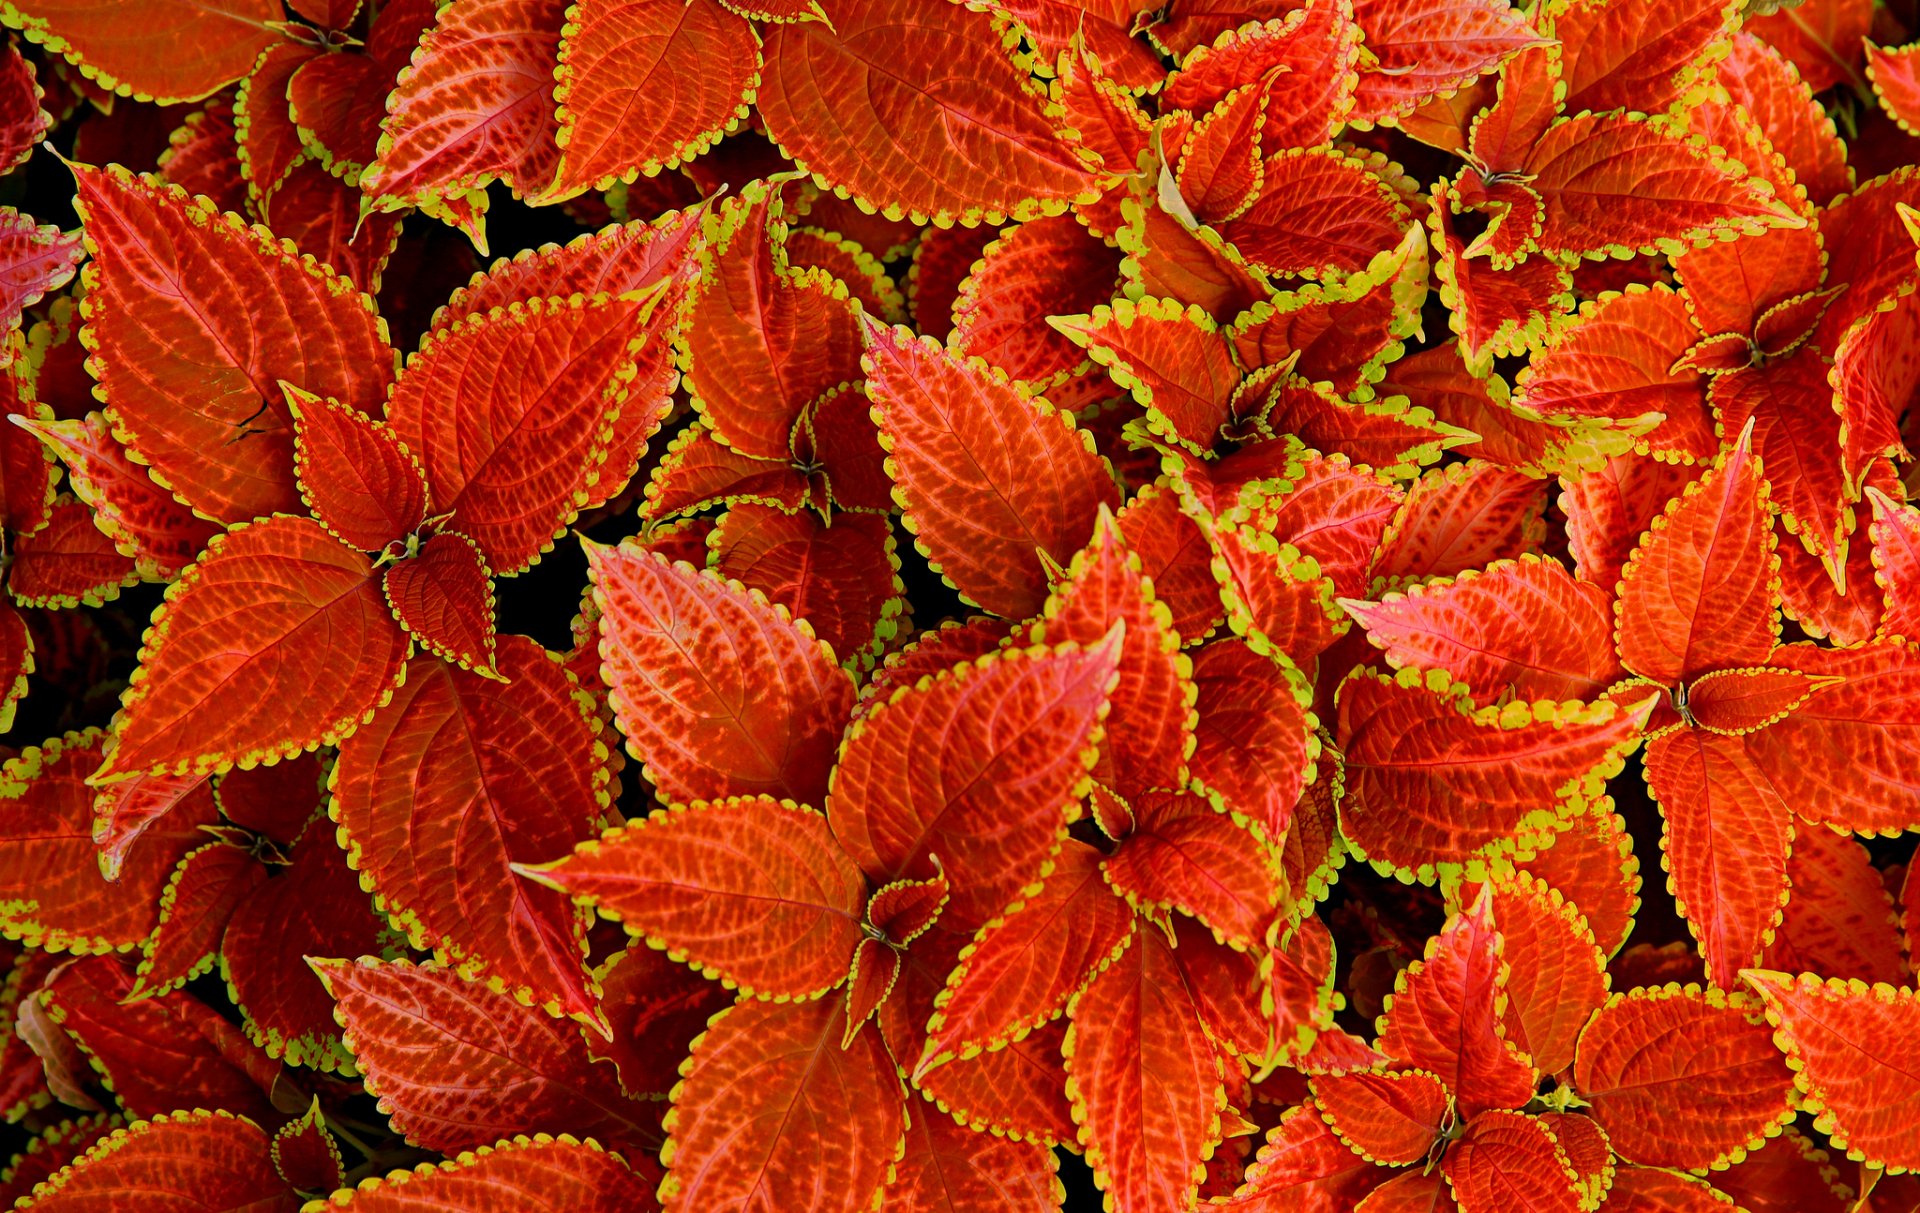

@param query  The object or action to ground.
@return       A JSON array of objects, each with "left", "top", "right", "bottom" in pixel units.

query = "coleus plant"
[{"left": 0, "top": 0, "right": 1915, "bottom": 1210}]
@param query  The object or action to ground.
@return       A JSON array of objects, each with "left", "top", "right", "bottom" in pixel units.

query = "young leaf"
[
  {"left": 284, "top": 385, "right": 427, "bottom": 553},
  {"left": 380, "top": 531, "right": 499, "bottom": 675}
]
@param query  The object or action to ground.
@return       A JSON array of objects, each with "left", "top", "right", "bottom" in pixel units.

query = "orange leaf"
[
  {"left": 660, "top": 996, "right": 903, "bottom": 1213},
  {"left": 3, "top": 0, "right": 282, "bottom": 103},
  {"left": 1441, "top": 1109, "right": 1582, "bottom": 1213},
  {"left": 525, "top": 796, "right": 864, "bottom": 1001},
  {"left": 9, "top": 1110, "right": 296, "bottom": 1210},
  {"left": 92, "top": 516, "right": 409, "bottom": 783},
  {"left": 1575, "top": 984, "right": 1796, "bottom": 1170},
  {"left": 333, "top": 640, "right": 611, "bottom": 1018},
  {"left": 311, "top": 1136, "right": 655, "bottom": 1210},
  {"left": 585, "top": 542, "right": 852, "bottom": 805},
  {"left": 284, "top": 385, "right": 427, "bottom": 553},
  {"left": 380, "top": 531, "right": 498, "bottom": 675},
  {"left": 1310, "top": 1068, "right": 1448, "bottom": 1165}
]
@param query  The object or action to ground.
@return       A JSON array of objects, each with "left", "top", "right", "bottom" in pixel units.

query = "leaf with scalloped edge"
[
  {"left": 1429, "top": 185, "right": 1573, "bottom": 368},
  {"left": 952, "top": 214, "right": 1123, "bottom": 393},
  {"left": 1710, "top": 1126, "right": 1852, "bottom": 1213},
  {"left": 1344, "top": 556, "right": 1623, "bottom": 707},
  {"left": 0, "top": 1115, "right": 122, "bottom": 1209},
  {"left": 236, "top": 41, "right": 323, "bottom": 208},
  {"left": 219, "top": 835, "right": 384, "bottom": 1071},
  {"left": 387, "top": 290, "right": 675, "bottom": 575},
  {"left": 863, "top": 319, "right": 1119, "bottom": 619},
  {"left": 1216, "top": 146, "right": 1414, "bottom": 281},
  {"left": 1370, "top": 460, "right": 1548, "bottom": 587},
  {"left": 1187, "top": 637, "right": 1314, "bottom": 838},
  {"left": 0, "top": 729, "right": 216, "bottom": 953},
  {"left": 1575, "top": 983, "right": 1796, "bottom": 1170},
  {"left": 1031, "top": 507, "right": 1193, "bottom": 800},
  {"left": 1550, "top": 0, "right": 1735, "bottom": 117},
  {"left": 38, "top": 955, "right": 275, "bottom": 1122},
  {"left": 755, "top": 0, "right": 1100, "bottom": 225},
  {"left": 1211, "top": 1099, "right": 1382, "bottom": 1212},
  {"left": 1604, "top": 1166, "right": 1745, "bottom": 1212},
  {"left": 215, "top": 754, "right": 325, "bottom": 846},
  {"left": 0, "top": 208, "right": 77, "bottom": 341},
  {"left": 1051, "top": 298, "right": 1241, "bottom": 454},
  {"left": 1442, "top": 1109, "right": 1582, "bottom": 1213},
  {"left": 0, "top": 601, "right": 27, "bottom": 736},
  {"left": 287, "top": 0, "right": 434, "bottom": 184},
  {"left": 1337, "top": 669, "right": 1647, "bottom": 878},
  {"left": 438, "top": 198, "right": 704, "bottom": 324},
  {"left": 1484, "top": 871, "right": 1609, "bottom": 1078},
  {"left": 685, "top": 183, "right": 863, "bottom": 461},
  {"left": 586, "top": 945, "right": 728, "bottom": 1104},
  {"left": 884, "top": 1092, "right": 1062, "bottom": 1212},
  {"left": 1162, "top": 0, "right": 1361, "bottom": 148},
  {"left": 585, "top": 541, "right": 854, "bottom": 805},
  {"left": 545, "top": 0, "right": 758, "bottom": 201},
  {"left": 308, "top": 1134, "right": 656, "bottom": 1210},
  {"left": 158, "top": 98, "right": 247, "bottom": 213},
  {"left": 1615, "top": 432, "right": 1778, "bottom": 686},
  {"left": 1645, "top": 725, "right": 1794, "bottom": 990},
  {"left": 315, "top": 957, "right": 656, "bottom": 1155},
  {"left": 332, "top": 638, "right": 608, "bottom": 1018},
  {"left": 15, "top": 413, "right": 218, "bottom": 581},
  {"left": 642, "top": 423, "right": 809, "bottom": 519},
  {"left": 91, "top": 515, "right": 409, "bottom": 783},
  {"left": 380, "top": 531, "right": 498, "bottom": 674},
  {"left": 1512, "top": 284, "right": 1715, "bottom": 462},
  {"left": 90, "top": 767, "right": 214, "bottom": 884},
  {"left": 0, "top": 345, "right": 51, "bottom": 539},
  {"left": 918, "top": 839, "right": 1132, "bottom": 1072},
  {"left": 1514, "top": 803, "right": 1641, "bottom": 960},
  {"left": 660, "top": 994, "right": 901, "bottom": 1213},
  {"left": 1310, "top": 1068, "right": 1447, "bottom": 1165},
  {"left": 1560, "top": 453, "right": 1701, "bottom": 591},
  {"left": 520, "top": 795, "right": 862, "bottom": 1000},
  {"left": 10, "top": 1110, "right": 295, "bottom": 1211},
  {"left": 1104, "top": 788, "right": 1277, "bottom": 950},
  {"left": 1710, "top": 353, "right": 1850, "bottom": 560},
  {"left": 1871, "top": 40, "right": 1920, "bottom": 136},
  {"left": 1762, "top": 823, "right": 1907, "bottom": 985},
  {"left": 7, "top": 495, "right": 138, "bottom": 608},
  {"left": 1872, "top": 488, "right": 1920, "bottom": 642},
  {"left": 283, "top": 385, "right": 426, "bottom": 554},
  {"left": 74, "top": 164, "right": 393, "bottom": 524},
  {"left": 709, "top": 505, "right": 902, "bottom": 670},
  {"left": 361, "top": 0, "right": 566, "bottom": 218},
  {"left": 1520, "top": 112, "right": 1801, "bottom": 262},
  {"left": 830, "top": 632, "right": 1119, "bottom": 931},
  {"left": 128, "top": 841, "right": 262, "bottom": 1000},
  {"left": 1350, "top": 0, "right": 1547, "bottom": 123},
  {"left": 1064, "top": 927, "right": 1225, "bottom": 1213},
  {"left": 1210, "top": 523, "right": 1347, "bottom": 667},
  {"left": 1378, "top": 886, "right": 1536, "bottom": 1117},
  {"left": 0, "top": 1, "right": 282, "bottom": 104}
]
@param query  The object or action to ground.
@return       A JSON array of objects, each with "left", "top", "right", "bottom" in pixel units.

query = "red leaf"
[
  {"left": 885, "top": 1094, "right": 1062, "bottom": 1212},
  {"left": 1211, "top": 522, "right": 1347, "bottom": 666},
  {"left": 0, "top": 730, "right": 216, "bottom": 951},
  {"left": 1378, "top": 888, "right": 1537, "bottom": 1117},
  {"left": 221, "top": 836, "right": 386, "bottom": 1070},
  {"left": 588, "top": 945, "right": 729, "bottom": 1101},
  {"left": 830, "top": 630, "right": 1120, "bottom": 931},
  {"left": 920, "top": 839, "right": 1133, "bottom": 1069},
  {"left": 0, "top": 209, "right": 71, "bottom": 347},
  {"left": 258, "top": 160, "right": 406, "bottom": 294},
  {"left": 1744, "top": 970, "right": 1920, "bottom": 1171},
  {"left": 1710, "top": 1125, "right": 1854, "bottom": 1213},
  {"left": 1063, "top": 928, "right": 1225, "bottom": 1213},
  {"left": 284, "top": 386, "right": 426, "bottom": 553},
  {"left": 1575, "top": 984, "right": 1796, "bottom": 1170},
  {"left": 1371, "top": 462, "right": 1547, "bottom": 586},
  {"left": 316, "top": 957, "right": 655, "bottom": 1155},
  {"left": 303, "top": 1135, "right": 656, "bottom": 1210},
  {"left": 1310, "top": 1068, "right": 1448, "bottom": 1165},
  {"left": 1710, "top": 354, "right": 1850, "bottom": 559},
  {"left": 0, "top": 1115, "right": 118, "bottom": 1209},
  {"left": 5, "top": 1, "right": 282, "bottom": 103},
  {"left": 1161, "top": 0, "right": 1361, "bottom": 148},
  {"left": 661, "top": 996, "right": 902, "bottom": 1213},
  {"left": 380, "top": 531, "right": 498, "bottom": 674},
  {"left": 1615, "top": 433, "right": 1779, "bottom": 686},
  {"left": 917, "top": 1016, "right": 1078, "bottom": 1145},
  {"left": 90, "top": 768, "right": 215, "bottom": 884},
  {"left": 236, "top": 42, "right": 323, "bottom": 205},
  {"left": 129, "top": 841, "right": 263, "bottom": 998},
  {"left": 952, "top": 214, "right": 1124, "bottom": 391},
  {"left": 92, "top": 516, "right": 409, "bottom": 782},
  {"left": 387, "top": 291, "right": 675, "bottom": 574},
  {"left": 11, "top": 1110, "right": 296, "bottom": 1211},
  {"left": 1762, "top": 824, "right": 1908, "bottom": 985},
  {"left": 1052, "top": 297, "right": 1242, "bottom": 453},
  {"left": 1217, "top": 147, "right": 1415, "bottom": 281},
  {"left": 1441, "top": 1109, "right": 1582, "bottom": 1213},
  {"left": 1350, "top": 0, "right": 1547, "bottom": 123},
  {"left": 73, "top": 164, "right": 392, "bottom": 524},
  {"left": 1189, "top": 638, "right": 1315, "bottom": 837},
  {"left": 585, "top": 543, "right": 853, "bottom": 806},
  {"left": 526, "top": 796, "right": 863, "bottom": 1000},
  {"left": 39, "top": 956, "right": 275, "bottom": 1122},
  {"left": 1345, "top": 556, "right": 1622, "bottom": 706},
  {"left": 439, "top": 204, "right": 704, "bottom": 322},
  {"left": 1514, "top": 804, "right": 1641, "bottom": 959},
  {"left": 361, "top": 0, "right": 566, "bottom": 213},
  {"left": 333, "top": 639, "right": 610, "bottom": 1017},
  {"left": 685, "top": 184, "right": 864, "bottom": 461},
  {"left": 287, "top": 0, "right": 435, "bottom": 181},
  {"left": 1210, "top": 1101, "right": 1381, "bottom": 1212},
  {"left": 1104, "top": 789, "right": 1277, "bottom": 949},
  {"left": 1115, "top": 486, "right": 1223, "bottom": 643},
  {"left": 270, "top": 1103, "right": 341, "bottom": 1194},
  {"left": 756, "top": 0, "right": 1101, "bottom": 224},
  {"left": 547, "top": 0, "right": 758, "bottom": 199},
  {"left": 643, "top": 423, "right": 810, "bottom": 519},
  {"left": 709, "top": 506, "right": 903, "bottom": 670},
  {"left": 1560, "top": 453, "right": 1700, "bottom": 591},
  {"left": 16, "top": 412, "right": 219, "bottom": 581},
  {"left": 1337, "top": 669, "right": 1646, "bottom": 877},
  {"left": 1486, "top": 872, "right": 1609, "bottom": 1077},
  {"left": 1873, "top": 489, "right": 1920, "bottom": 640},
  {"left": 0, "top": 42, "right": 46, "bottom": 173},
  {"left": 864, "top": 320, "right": 1119, "bottom": 618},
  {"left": 7, "top": 495, "right": 139, "bottom": 608},
  {"left": 1551, "top": 0, "right": 1734, "bottom": 116},
  {"left": 1604, "top": 1166, "right": 1743, "bottom": 1212}
]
